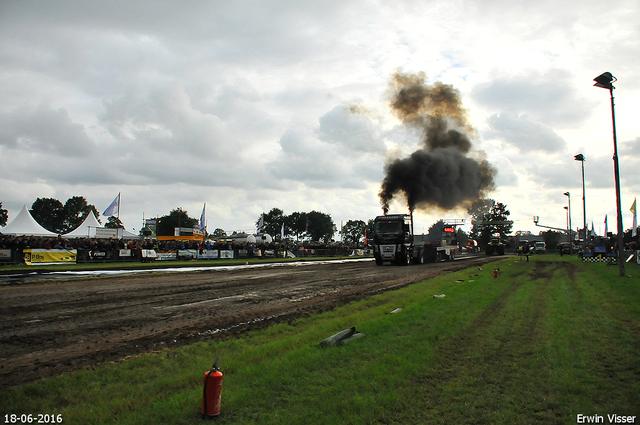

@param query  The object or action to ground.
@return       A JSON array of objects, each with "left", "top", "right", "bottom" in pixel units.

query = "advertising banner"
[
  {"left": 141, "top": 249, "right": 157, "bottom": 259},
  {"left": 96, "top": 228, "right": 120, "bottom": 239},
  {"left": 0, "top": 249, "right": 13, "bottom": 262},
  {"left": 156, "top": 252, "right": 178, "bottom": 261},
  {"left": 177, "top": 249, "right": 198, "bottom": 259},
  {"left": 24, "top": 249, "right": 77, "bottom": 265},
  {"left": 197, "top": 250, "right": 218, "bottom": 260},
  {"left": 220, "top": 250, "right": 234, "bottom": 259}
]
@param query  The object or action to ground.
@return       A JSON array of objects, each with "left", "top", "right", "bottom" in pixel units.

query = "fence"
[{"left": 0, "top": 246, "right": 372, "bottom": 265}]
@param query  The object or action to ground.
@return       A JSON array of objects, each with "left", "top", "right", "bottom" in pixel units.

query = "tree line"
[
  {"left": 0, "top": 197, "right": 124, "bottom": 234},
  {"left": 1, "top": 197, "right": 516, "bottom": 247},
  {"left": 0, "top": 197, "right": 124, "bottom": 235}
]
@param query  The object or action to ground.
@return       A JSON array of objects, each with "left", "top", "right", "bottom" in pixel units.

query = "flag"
[
  {"left": 305, "top": 217, "right": 309, "bottom": 232},
  {"left": 281, "top": 222, "right": 285, "bottom": 239},
  {"left": 257, "top": 214, "right": 264, "bottom": 233},
  {"left": 631, "top": 198, "right": 637, "bottom": 237},
  {"left": 199, "top": 203, "right": 206, "bottom": 232},
  {"left": 591, "top": 221, "right": 595, "bottom": 237},
  {"left": 103, "top": 193, "right": 120, "bottom": 217},
  {"left": 604, "top": 214, "right": 608, "bottom": 237}
]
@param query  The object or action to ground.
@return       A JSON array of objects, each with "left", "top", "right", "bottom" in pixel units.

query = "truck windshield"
[{"left": 375, "top": 220, "right": 402, "bottom": 233}]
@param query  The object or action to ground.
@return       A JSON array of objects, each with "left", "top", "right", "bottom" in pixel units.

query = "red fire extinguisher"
[{"left": 201, "top": 358, "right": 223, "bottom": 418}]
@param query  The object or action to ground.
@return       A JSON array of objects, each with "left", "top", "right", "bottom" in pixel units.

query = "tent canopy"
[
  {"left": 64, "top": 212, "right": 140, "bottom": 239},
  {"left": 64, "top": 212, "right": 104, "bottom": 238},
  {"left": 0, "top": 205, "right": 58, "bottom": 237}
]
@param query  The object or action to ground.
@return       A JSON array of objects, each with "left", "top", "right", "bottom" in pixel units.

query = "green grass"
[{"left": 1, "top": 255, "right": 639, "bottom": 424}]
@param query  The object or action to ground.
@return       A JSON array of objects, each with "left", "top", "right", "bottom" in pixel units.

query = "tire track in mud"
[
  {"left": 410, "top": 261, "right": 571, "bottom": 422},
  {"left": 0, "top": 256, "right": 497, "bottom": 388}
]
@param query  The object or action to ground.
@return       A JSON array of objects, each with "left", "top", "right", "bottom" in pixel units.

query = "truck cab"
[{"left": 372, "top": 214, "right": 413, "bottom": 265}]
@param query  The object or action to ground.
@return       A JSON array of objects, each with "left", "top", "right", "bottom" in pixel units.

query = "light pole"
[
  {"left": 574, "top": 154, "right": 587, "bottom": 252},
  {"left": 564, "top": 206, "right": 570, "bottom": 250},
  {"left": 564, "top": 192, "right": 572, "bottom": 254},
  {"left": 593, "top": 72, "right": 625, "bottom": 276}
]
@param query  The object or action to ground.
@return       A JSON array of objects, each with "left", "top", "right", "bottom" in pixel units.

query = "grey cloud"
[
  {"left": 472, "top": 69, "right": 595, "bottom": 128},
  {"left": 492, "top": 156, "right": 519, "bottom": 187},
  {"left": 485, "top": 112, "right": 566, "bottom": 153},
  {"left": 619, "top": 137, "right": 640, "bottom": 192},
  {"left": 524, "top": 159, "right": 582, "bottom": 189},
  {"left": 316, "top": 105, "right": 385, "bottom": 153},
  {"left": 0, "top": 1, "right": 353, "bottom": 70},
  {"left": 266, "top": 121, "right": 383, "bottom": 189},
  {"left": 0, "top": 104, "right": 95, "bottom": 157},
  {"left": 100, "top": 84, "right": 234, "bottom": 159}
]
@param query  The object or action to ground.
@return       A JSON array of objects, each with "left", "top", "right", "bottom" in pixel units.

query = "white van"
[{"left": 534, "top": 241, "right": 546, "bottom": 254}]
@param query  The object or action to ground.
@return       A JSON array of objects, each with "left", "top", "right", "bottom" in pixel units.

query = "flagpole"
[
  {"left": 117, "top": 192, "right": 121, "bottom": 221},
  {"left": 632, "top": 198, "right": 637, "bottom": 237}
]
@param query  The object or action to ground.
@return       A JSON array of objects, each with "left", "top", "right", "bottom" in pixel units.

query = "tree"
[
  {"left": 288, "top": 211, "right": 308, "bottom": 240},
  {"left": 211, "top": 228, "right": 227, "bottom": 239},
  {"left": 542, "top": 230, "right": 563, "bottom": 250},
  {"left": 31, "top": 198, "right": 65, "bottom": 234},
  {"left": 487, "top": 202, "right": 512, "bottom": 238},
  {"left": 105, "top": 216, "right": 124, "bottom": 229},
  {"left": 63, "top": 196, "right": 100, "bottom": 232},
  {"left": 477, "top": 202, "right": 512, "bottom": 247},
  {"left": 0, "top": 203, "right": 7, "bottom": 227},
  {"left": 366, "top": 219, "right": 374, "bottom": 244},
  {"left": 256, "top": 208, "right": 285, "bottom": 238},
  {"left": 29, "top": 197, "right": 101, "bottom": 234},
  {"left": 456, "top": 228, "right": 469, "bottom": 247},
  {"left": 342, "top": 220, "right": 366, "bottom": 245},
  {"left": 468, "top": 198, "right": 495, "bottom": 241},
  {"left": 156, "top": 208, "right": 198, "bottom": 236},
  {"left": 427, "top": 219, "right": 445, "bottom": 240},
  {"left": 306, "top": 210, "right": 336, "bottom": 243}
]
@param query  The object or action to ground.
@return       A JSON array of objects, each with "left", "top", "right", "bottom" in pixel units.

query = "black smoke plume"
[{"left": 379, "top": 70, "right": 496, "bottom": 214}]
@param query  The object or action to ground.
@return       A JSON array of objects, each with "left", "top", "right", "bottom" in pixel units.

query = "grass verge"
[{"left": 1, "top": 256, "right": 638, "bottom": 424}]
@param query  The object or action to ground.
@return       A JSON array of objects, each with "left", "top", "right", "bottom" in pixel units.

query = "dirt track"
[{"left": 0, "top": 256, "right": 498, "bottom": 388}]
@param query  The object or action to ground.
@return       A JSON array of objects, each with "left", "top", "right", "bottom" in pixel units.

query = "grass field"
[{"left": 2, "top": 255, "right": 639, "bottom": 424}]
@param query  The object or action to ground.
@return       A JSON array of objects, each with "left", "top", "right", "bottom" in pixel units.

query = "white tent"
[
  {"left": 0, "top": 205, "right": 58, "bottom": 237},
  {"left": 64, "top": 212, "right": 141, "bottom": 239},
  {"left": 64, "top": 212, "right": 104, "bottom": 238}
]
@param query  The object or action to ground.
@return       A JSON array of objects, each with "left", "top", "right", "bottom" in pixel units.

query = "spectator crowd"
[{"left": 0, "top": 234, "right": 368, "bottom": 264}]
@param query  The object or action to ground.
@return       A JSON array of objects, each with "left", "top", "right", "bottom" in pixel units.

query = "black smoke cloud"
[{"left": 379, "top": 70, "right": 496, "bottom": 214}]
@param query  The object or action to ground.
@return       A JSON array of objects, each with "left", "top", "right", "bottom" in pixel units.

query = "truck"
[
  {"left": 371, "top": 213, "right": 460, "bottom": 266},
  {"left": 534, "top": 241, "right": 546, "bottom": 254},
  {"left": 485, "top": 236, "right": 505, "bottom": 256}
]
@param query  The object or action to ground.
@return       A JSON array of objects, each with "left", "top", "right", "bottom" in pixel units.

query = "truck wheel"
[
  {"left": 403, "top": 250, "right": 411, "bottom": 266},
  {"left": 374, "top": 254, "right": 383, "bottom": 266}
]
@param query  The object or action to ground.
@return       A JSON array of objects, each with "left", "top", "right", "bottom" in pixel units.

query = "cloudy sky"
[{"left": 1, "top": 0, "right": 639, "bottom": 237}]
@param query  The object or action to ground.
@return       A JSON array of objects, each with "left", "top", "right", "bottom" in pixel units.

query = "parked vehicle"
[
  {"left": 534, "top": 241, "right": 546, "bottom": 254},
  {"left": 558, "top": 242, "right": 571, "bottom": 255}
]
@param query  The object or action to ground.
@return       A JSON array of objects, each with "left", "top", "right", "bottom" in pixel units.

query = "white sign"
[
  {"left": 197, "top": 250, "right": 218, "bottom": 259},
  {"left": 220, "top": 250, "right": 234, "bottom": 259}
]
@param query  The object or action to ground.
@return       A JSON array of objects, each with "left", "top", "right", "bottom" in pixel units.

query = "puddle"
[{"left": 0, "top": 258, "right": 373, "bottom": 283}]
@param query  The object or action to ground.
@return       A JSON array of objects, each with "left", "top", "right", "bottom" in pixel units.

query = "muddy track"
[{"left": 0, "top": 255, "right": 500, "bottom": 388}]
